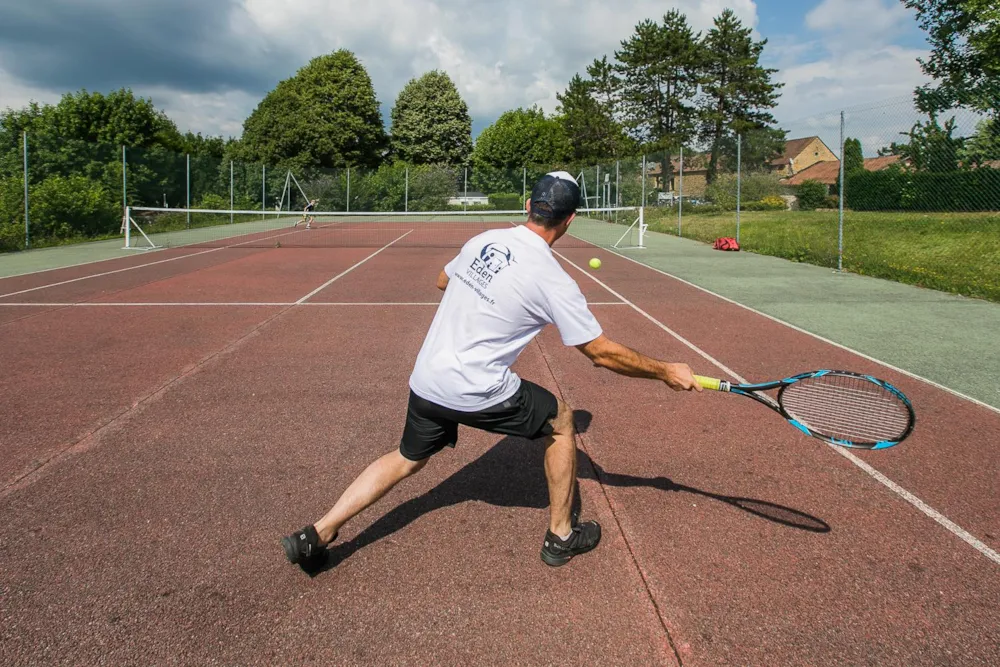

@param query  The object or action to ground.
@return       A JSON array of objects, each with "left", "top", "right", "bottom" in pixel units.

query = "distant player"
[{"left": 296, "top": 199, "right": 318, "bottom": 229}]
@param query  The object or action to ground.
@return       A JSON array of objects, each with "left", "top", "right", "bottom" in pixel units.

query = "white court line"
[
  {"left": 296, "top": 230, "right": 414, "bottom": 304},
  {"left": 605, "top": 248, "right": 1000, "bottom": 417},
  {"left": 0, "top": 225, "right": 319, "bottom": 300},
  {"left": 0, "top": 300, "right": 628, "bottom": 308},
  {"left": 555, "top": 249, "right": 1000, "bottom": 568}
]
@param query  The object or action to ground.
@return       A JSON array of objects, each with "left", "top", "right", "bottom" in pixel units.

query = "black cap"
[{"left": 529, "top": 171, "right": 581, "bottom": 220}]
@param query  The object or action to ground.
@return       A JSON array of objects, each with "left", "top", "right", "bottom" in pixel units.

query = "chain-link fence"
[
  {"left": 3, "top": 94, "right": 997, "bottom": 300},
  {"left": 642, "top": 97, "right": 999, "bottom": 302}
]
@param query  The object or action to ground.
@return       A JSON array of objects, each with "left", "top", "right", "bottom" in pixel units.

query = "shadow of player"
[{"left": 302, "top": 410, "right": 829, "bottom": 575}]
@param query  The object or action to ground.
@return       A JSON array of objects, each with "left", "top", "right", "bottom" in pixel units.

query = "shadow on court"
[{"left": 304, "top": 410, "right": 829, "bottom": 575}]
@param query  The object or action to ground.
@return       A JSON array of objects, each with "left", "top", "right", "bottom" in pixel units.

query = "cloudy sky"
[{"left": 0, "top": 0, "right": 933, "bottom": 152}]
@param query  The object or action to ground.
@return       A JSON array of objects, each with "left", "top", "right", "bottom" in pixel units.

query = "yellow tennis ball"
[{"left": 589, "top": 258, "right": 602, "bottom": 270}]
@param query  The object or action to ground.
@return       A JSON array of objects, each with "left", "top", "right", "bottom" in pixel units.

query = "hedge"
[{"left": 846, "top": 167, "right": 1000, "bottom": 211}]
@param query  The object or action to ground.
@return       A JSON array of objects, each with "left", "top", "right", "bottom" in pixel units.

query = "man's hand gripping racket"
[{"left": 692, "top": 370, "right": 915, "bottom": 450}]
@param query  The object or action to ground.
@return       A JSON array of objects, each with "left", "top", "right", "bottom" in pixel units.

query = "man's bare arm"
[
  {"left": 436, "top": 270, "right": 450, "bottom": 291},
  {"left": 576, "top": 335, "right": 701, "bottom": 392}
]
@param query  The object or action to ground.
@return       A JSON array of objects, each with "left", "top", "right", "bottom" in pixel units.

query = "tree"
[
  {"left": 697, "top": 9, "right": 783, "bottom": 184},
  {"left": 241, "top": 50, "right": 388, "bottom": 170},
  {"left": 897, "top": 115, "right": 965, "bottom": 172},
  {"left": 903, "top": 0, "right": 1000, "bottom": 118},
  {"left": 960, "top": 119, "right": 1000, "bottom": 166},
  {"left": 390, "top": 70, "right": 472, "bottom": 166},
  {"left": 556, "top": 73, "right": 631, "bottom": 163},
  {"left": 470, "top": 107, "right": 572, "bottom": 194},
  {"left": 844, "top": 138, "right": 865, "bottom": 173},
  {"left": 614, "top": 11, "right": 702, "bottom": 151}
]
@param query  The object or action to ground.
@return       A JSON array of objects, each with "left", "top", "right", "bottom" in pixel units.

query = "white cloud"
[{"left": 0, "top": 62, "right": 62, "bottom": 112}]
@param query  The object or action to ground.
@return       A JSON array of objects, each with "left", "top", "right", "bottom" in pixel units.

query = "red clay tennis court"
[{"left": 2, "top": 220, "right": 998, "bottom": 665}]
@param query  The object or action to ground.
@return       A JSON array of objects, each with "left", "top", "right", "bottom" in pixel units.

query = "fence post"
[
  {"left": 23, "top": 132, "right": 29, "bottom": 249},
  {"left": 522, "top": 167, "right": 526, "bottom": 208},
  {"left": 838, "top": 111, "right": 845, "bottom": 272},
  {"left": 229, "top": 161, "right": 233, "bottom": 224},
  {"left": 186, "top": 153, "right": 191, "bottom": 228},
  {"left": 678, "top": 147, "right": 684, "bottom": 236},
  {"left": 463, "top": 167, "right": 468, "bottom": 212},
  {"left": 736, "top": 134, "right": 742, "bottom": 244},
  {"left": 405, "top": 166, "right": 409, "bottom": 212},
  {"left": 346, "top": 167, "right": 351, "bottom": 212},
  {"left": 261, "top": 165, "right": 266, "bottom": 220},
  {"left": 596, "top": 165, "right": 600, "bottom": 208}
]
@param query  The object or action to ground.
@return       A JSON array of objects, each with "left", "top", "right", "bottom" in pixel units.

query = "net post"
[
  {"left": 641, "top": 154, "right": 646, "bottom": 207},
  {"left": 121, "top": 144, "right": 126, "bottom": 225},
  {"left": 346, "top": 166, "right": 351, "bottom": 213},
  {"left": 405, "top": 166, "right": 409, "bottom": 212},
  {"left": 229, "top": 161, "right": 233, "bottom": 224},
  {"left": 736, "top": 134, "right": 742, "bottom": 243},
  {"left": 124, "top": 205, "right": 131, "bottom": 248},
  {"left": 678, "top": 147, "right": 684, "bottom": 236},
  {"left": 23, "top": 131, "right": 30, "bottom": 249},
  {"left": 838, "top": 110, "right": 845, "bottom": 273},
  {"left": 639, "top": 206, "right": 645, "bottom": 247},
  {"left": 186, "top": 153, "right": 191, "bottom": 229}
]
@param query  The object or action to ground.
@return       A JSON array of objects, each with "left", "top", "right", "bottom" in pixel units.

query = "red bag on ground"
[{"left": 713, "top": 237, "right": 740, "bottom": 251}]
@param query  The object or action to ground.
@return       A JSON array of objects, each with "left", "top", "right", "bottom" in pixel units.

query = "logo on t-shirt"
[{"left": 468, "top": 243, "right": 514, "bottom": 288}]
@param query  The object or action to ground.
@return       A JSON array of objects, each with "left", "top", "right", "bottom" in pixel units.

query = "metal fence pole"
[
  {"left": 522, "top": 167, "right": 526, "bottom": 207},
  {"left": 838, "top": 111, "right": 846, "bottom": 272},
  {"left": 678, "top": 147, "right": 684, "bottom": 236},
  {"left": 186, "top": 153, "right": 191, "bottom": 228},
  {"left": 463, "top": 167, "right": 468, "bottom": 212},
  {"left": 596, "top": 165, "right": 600, "bottom": 208},
  {"left": 23, "top": 132, "right": 29, "bottom": 249},
  {"left": 261, "top": 165, "right": 266, "bottom": 220},
  {"left": 230, "top": 161, "right": 234, "bottom": 224},
  {"left": 736, "top": 134, "right": 742, "bottom": 243},
  {"left": 405, "top": 166, "right": 409, "bottom": 212},
  {"left": 346, "top": 167, "right": 351, "bottom": 212}
]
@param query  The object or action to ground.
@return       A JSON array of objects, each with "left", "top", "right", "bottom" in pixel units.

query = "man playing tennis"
[{"left": 282, "top": 172, "right": 700, "bottom": 569}]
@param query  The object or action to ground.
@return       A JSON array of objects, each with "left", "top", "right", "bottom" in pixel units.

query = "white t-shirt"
[{"left": 409, "top": 225, "right": 603, "bottom": 411}]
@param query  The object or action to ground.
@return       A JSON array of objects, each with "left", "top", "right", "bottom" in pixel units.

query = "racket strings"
[{"left": 779, "top": 375, "right": 911, "bottom": 444}]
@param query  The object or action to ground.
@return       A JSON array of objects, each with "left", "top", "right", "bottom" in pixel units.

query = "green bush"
[
  {"left": 824, "top": 195, "right": 841, "bottom": 209},
  {"left": 196, "top": 193, "right": 229, "bottom": 210},
  {"left": 846, "top": 167, "right": 1000, "bottom": 211},
  {"left": 488, "top": 192, "right": 521, "bottom": 210},
  {"left": 30, "top": 175, "right": 120, "bottom": 240},
  {"left": 796, "top": 180, "right": 828, "bottom": 211},
  {"left": 705, "top": 171, "right": 785, "bottom": 209}
]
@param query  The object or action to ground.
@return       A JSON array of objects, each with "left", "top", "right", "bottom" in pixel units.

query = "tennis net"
[{"left": 123, "top": 206, "right": 645, "bottom": 250}]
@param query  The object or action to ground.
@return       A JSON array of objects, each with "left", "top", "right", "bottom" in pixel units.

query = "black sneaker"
[
  {"left": 540, "top": 520, "right": 601, "bottom": 567},
  {"left": 281, "top": 525, "right": 333, "bottom": 565}
]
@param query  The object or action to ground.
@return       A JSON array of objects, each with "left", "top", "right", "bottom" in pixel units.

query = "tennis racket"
[{"left": 694, "top": 370, "right": 915, "bottom": 450}]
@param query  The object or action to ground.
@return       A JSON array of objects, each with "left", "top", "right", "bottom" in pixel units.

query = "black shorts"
[{"left": 399, "top": 381, "right": 560, "bottom": 461}]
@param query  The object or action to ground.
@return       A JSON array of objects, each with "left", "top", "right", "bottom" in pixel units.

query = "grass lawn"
[{"left": 644, "top": 208, "right": 1000, "bottom": 302}]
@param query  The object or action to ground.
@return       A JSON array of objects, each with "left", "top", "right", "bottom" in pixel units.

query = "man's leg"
[
  {"left": 314, "top": 450, "right": 426, "bottom": 543},
  {"left": 543, "top": 399, "right": 577, "bottom": 539},
  {"left": 281, "top": 449, "right": 426, "bottom": 565},
  {"left": 538, "top": 398, "right": 600, "bottom": 567}
]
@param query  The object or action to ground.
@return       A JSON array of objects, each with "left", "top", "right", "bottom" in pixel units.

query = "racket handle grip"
[{"left": 694, "top": 375, "right": 728, "bottom": 391}]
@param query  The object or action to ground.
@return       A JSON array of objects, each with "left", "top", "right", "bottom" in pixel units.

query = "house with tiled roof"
[
  {"left": 780, "top": 155, "right": 907, "bottom": 193},
  {"left": 769, "top": 136, "right": 839, "bottom": 176}
]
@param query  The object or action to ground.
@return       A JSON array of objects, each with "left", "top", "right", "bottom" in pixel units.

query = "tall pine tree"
[
  {"left": 556, "top": 71, "right": 631, "bottom": 163},
  {"left": 614, "top": 11, "right": 701, "bottom": 150},
  {"left": 698, "top": 10, "right": 783, "bottom": 183}
]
